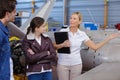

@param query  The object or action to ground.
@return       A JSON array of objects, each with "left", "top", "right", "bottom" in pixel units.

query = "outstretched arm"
[{"left": 84, "top": 32, "right": 120, "bottom": 50}]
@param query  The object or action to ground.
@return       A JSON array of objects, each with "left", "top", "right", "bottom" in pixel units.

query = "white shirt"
[
  {"left": 10, "top": 58, "right": 14, "bottom": 80},
  {"left": 58, "top": 27, "right": 90, "bottom": 66}
]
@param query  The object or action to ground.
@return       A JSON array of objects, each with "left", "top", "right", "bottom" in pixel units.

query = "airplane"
[{"left": 7, "top": 0, "right": 120, "bottom": 80}]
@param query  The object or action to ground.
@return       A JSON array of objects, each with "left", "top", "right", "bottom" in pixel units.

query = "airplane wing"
[
  {"left": 7, "top": 0, "right": 56, "bottom": 39},
  {"left": 74, "top": 62, "right": 120, "bottom": 80},
  {"left": 7, "top": 22, "right": 25, "bottom": 39},
  {"left": 20, "top": 0, "right": 56, "bottom": 32}
]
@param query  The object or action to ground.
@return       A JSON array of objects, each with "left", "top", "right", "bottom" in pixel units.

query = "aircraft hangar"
[{"left": 1, "top": 0, "right": 120, "bottom": 80}]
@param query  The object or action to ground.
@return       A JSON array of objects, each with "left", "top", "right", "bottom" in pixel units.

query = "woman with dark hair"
[{"left": 22, "top": 17, "right": 57, "bottom": 80}]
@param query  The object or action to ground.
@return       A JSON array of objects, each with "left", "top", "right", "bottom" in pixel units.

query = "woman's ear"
[
  {"left": 35, "top": 27, "right": 38, "bottom": 32},
  {"left": 79, "top": 20, "right": 82, "bottom": 24}
]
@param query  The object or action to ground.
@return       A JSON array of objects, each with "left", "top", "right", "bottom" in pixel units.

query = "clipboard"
[{"left": 54, "top": 32, "right": 70, "bottom": 54}]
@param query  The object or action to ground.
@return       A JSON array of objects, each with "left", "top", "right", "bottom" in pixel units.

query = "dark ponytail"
[
  {"left": 26, "top": 17, "right": 45, "bottom": 35},
  {"left": 26, "top": 26, "right": 31, "bottom": 35}
]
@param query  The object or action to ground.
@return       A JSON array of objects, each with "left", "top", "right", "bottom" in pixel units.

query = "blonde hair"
[
  {"left": 72, "top": 12, "right": 82, "bottom": 21},
  {"left": 72, "top": 12, "right": 82, "bottom": 28}
]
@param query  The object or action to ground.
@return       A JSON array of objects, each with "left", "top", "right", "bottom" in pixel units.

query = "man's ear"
[{"left": 5, "top": 12, "right": 10, "bottom": 20}]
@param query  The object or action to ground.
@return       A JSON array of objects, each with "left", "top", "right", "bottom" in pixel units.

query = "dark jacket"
[
  {"left": 0, "top": 21, "right": 10, "bottom": 80},
  {"left": 22, "top": 34, "right": 57, "bottom": 72}
]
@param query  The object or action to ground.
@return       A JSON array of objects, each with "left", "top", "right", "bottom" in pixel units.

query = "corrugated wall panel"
[
  {"left": 16, "top": 0, "right": 120, "bottom": 28},
  {"left": 108, "top": 1, "right": 120, "bottom": 27},
  {"left": 68, "top": 0, "right": 104, "bottom": 26},
  {"left": 49, "top": 1, "right": 63, "bottom": 23}
]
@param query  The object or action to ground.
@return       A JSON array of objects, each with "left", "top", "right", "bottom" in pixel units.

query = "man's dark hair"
[{"left": 0, "top": 0, "right": 17, "bottom": 19}]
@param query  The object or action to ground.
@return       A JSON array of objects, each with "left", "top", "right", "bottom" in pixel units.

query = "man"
[{"left": 0, "top": 0, "right": 17, "bottom": 80}]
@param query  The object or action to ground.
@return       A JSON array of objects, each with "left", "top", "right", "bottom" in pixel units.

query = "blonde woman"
[{"left": 53, "top": 12, "right": 120, "bottom": 80}]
